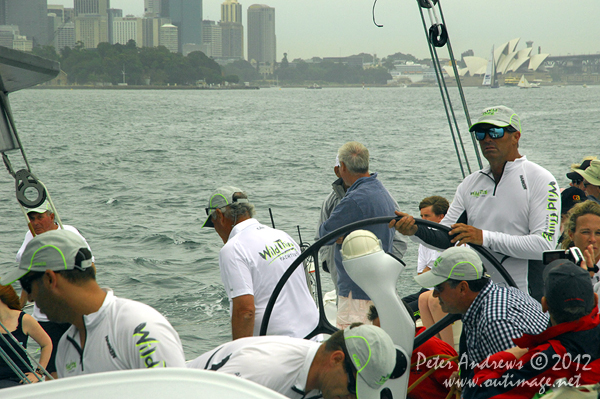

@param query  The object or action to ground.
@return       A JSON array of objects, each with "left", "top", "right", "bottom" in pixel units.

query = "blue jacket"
[{"left": 318, "top": 173, "right": 397, "bottom": 300}]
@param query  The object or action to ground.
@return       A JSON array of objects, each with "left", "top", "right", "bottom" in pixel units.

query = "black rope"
[{"left": 372, "top": 0, "right": 383, "bottom": 27}]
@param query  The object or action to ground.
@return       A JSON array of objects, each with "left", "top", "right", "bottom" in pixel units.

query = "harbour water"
[{"left": 0, "top": 85, "right": 598, "bottom": 359}]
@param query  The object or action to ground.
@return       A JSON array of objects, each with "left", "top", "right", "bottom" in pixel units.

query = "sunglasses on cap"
[{"left": 473, "top": 126, "right": 516, "bottom": 141}]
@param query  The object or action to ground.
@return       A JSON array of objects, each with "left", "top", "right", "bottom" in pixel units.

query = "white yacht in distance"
[{"left": 518, "top": 74, "right": 540, "bottom": 89}]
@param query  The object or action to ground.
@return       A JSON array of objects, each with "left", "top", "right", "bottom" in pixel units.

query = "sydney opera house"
[{"left": 444, "top": 38, "right": 549, "bottom": 78}]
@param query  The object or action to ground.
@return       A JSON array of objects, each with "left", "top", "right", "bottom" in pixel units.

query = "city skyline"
[{"left": 48, "top": 0, "right": 600, "bottom": 61}]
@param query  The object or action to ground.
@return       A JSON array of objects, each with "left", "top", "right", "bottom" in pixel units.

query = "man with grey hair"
[
  {"left": 318, "top": 142, "right": 405, "bottom": 328},
  {"left": 203, "top": 186, "right": 318, "bottom": 340}
]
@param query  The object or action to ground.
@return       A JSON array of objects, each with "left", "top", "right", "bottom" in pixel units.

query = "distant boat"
[
  {"left": 306, "top": 83, "right": 322, "bottom": 89},
  {"left": 482, "top": 46, "right": 499, "bottom": 88},
  {"left": 518, "top": 75, "right": 540, "bottom": 89},
  {"left": 504, "top": 76, "right": 520, "bottom": 86}
]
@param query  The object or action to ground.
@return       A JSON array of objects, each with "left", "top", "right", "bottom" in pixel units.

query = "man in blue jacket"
[{"left": 319, "top": 141, "right": 402, "bottom": 328}]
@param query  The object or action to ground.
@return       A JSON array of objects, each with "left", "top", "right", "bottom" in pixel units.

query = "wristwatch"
[{"left": 588, "top": 264, "right": 600, "bottom": 274}]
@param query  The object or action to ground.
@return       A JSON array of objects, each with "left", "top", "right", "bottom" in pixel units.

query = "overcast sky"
[{"left": 53, "top": 0, "right": 599, "bottom": 61}]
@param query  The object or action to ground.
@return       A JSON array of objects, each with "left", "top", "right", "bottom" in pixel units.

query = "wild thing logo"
[{"left": 258, "top": 239, "right": 297, "bottom": 263}]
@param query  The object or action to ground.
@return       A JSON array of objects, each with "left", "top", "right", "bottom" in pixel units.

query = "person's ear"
[{"left": 330, "top": 350, "right": 345, "bottom": 366}]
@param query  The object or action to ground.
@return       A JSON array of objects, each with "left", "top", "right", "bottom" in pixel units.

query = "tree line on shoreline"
[{"left": 32, "top": 42, "right": 421, "bottom": 86}]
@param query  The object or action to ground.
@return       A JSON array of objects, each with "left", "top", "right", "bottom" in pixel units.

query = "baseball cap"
[
  {"left": 344, "top": 324, "right": 396, "bottom": 399},
  {"left": 202, "top": 186, "right": 249, "bottom": 228},
  {"left": 0, "top": 229, "right": 93, "bottom": 286},
  {"left": 561, "top": 187, "right": 586, "bottom": 215},
  {"left": 24, "top": 201, "right": 50, "bottom": 214},
  {"left": 566, "top": 159, "right": 593, "bottom": 181},
  {"left": 414, "top": 246, "right": 486, "bottom": 288},
  {"left": 573, "top": 159, "right": 600, "bottom": 186},
  {"left": 543, "top": 259, "right": 595, "bottom": 315},
  {"left": 469, "top": 105, "right": 521, "bottom": 132}
]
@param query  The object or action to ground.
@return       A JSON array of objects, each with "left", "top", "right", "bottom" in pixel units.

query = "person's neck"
[
  {"left": 0, "top": 305, "right": 16, "bottom": 326},
  {"left": 346, "top": 172, "right": 370, "bottom": 187},
  {"left": 305, "top": 344, "right": 326, "bottom": 393},
  {"left": 488, "top": 153, "right": 521, "bottom": 182},
  {"left": 69, "top": 284, "right": 108, "bottom": 347}
]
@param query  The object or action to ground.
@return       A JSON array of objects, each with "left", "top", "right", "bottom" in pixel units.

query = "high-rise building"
[
  {"left": 74, "top": 14, "right": 108, "bottom": 48},
  {"left": 201, "top": 20, "right": 221, "bottom": 57},
  {"left": 48, "top": 13, "right": 62, "bottom": 50},
  {"left": 144, "top": 0, "right": 161, "bottom": 17},
  {"left": 247, "top": 4, "right": 275, "bottom": 65},
  {"left": 219, "top": 0, "right": 243, "bottom": 59},
  {"left": 107, "top": 8, "right": 122, "bottom": 43},
  {"left": 1, "top": 0, "right": 48, "bottom": 47},
  {"left": 57, "top": 21, "right": 75, "bottom": 50},
  {"left": 48, "top": 5, "right": 65, "bottom": 22},
  {"left": 113, "top": 16, "right": 142, "bottom": 46},
  {"left": 74, "top": 0, "right": 109, "bottom": 16},
  {"left": 73, "top": 0, "right": 110, "bottom": 48},
  {"left": 142, "top": 17, "right": 171, "bottom": 47},
  {"left": 168, "top": 0, "right": 202, "bottom": 53},
  {"left": 159, "top": 23, "right": 178, "bottom": 53}
]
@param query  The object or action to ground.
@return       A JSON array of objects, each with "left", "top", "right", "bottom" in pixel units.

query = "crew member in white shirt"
[
  {"left": 15, "top": 202, "right": 94, "bottom": 378},
  {"left": 1, "top": 229, "right": 186, "bottom": 377},
  {"left": 203, "top": 186, "right": 319, "bottom": 340},
  {"left": 187, "top": 323, "right": 397, "bottom": 399}
]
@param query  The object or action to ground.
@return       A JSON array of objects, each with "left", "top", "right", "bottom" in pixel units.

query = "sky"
[{"left": 52, "top": 0, "right": 600, "bottom": 61}]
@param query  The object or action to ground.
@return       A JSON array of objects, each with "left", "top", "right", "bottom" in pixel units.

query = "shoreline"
[{"left": 32, "top": 81, "right": 599, "bottom": 90}]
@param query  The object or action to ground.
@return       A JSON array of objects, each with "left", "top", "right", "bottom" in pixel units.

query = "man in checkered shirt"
[{"left": 414, "top": 246, "right": 549, "bottom": 393}]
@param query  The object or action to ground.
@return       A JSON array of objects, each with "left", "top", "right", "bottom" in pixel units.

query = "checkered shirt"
[{"left": 461, "top": 280, "right": 549, "bottom": 366}]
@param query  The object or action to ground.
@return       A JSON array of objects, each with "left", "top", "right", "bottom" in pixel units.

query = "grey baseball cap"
[
  {"left": 202, "top": 186, "right": 249, "bottom": 228},
  {"left": 344, "top": 324, "right": 396, "bottom": 398},
  {"left": 414, "top": 246, "right": 486, "bottom": 288},
  {"left": 469, "top": 105, "right": 521, "bottom": 132},
  {"left": 0, "top": 229, "right": 93, "bottom": 286}
]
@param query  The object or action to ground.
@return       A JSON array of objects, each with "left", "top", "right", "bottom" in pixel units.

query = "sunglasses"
[
  {"left": 343, "top": 348, "right": 357, "bottom": 395},
  {"left": 473, "top": 127, "right": 507, "bottom": 141},
  {"left": 20, "top": 272, "right": 45, "bottom": 294},
  {"left": 205, "top": 205, "right": 226, "bottom": 215}
]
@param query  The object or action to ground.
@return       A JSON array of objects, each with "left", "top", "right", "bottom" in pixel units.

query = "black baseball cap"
[
  {"left": 543, "top": 260, "right": 595, "bottom": 315},
  {"left": 561, "top": 187, "right": 587, "bottom": 215}
]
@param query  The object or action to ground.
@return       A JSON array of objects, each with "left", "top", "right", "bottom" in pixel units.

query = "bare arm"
[
  {"left": 21, "top": 314, "right": 52, "bottom": 381},
  {"left": 231, "top": 294, "right": 255, "bottom": 340}
]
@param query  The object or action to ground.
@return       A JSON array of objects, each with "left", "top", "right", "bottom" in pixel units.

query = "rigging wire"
[{"left": 415, "top": 0, "right": 483, "bottom": 176}]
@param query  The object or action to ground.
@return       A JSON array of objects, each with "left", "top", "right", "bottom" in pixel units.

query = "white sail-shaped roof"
[
  {"left": 443, "top": 65, "right": 468, "bottom": 77},
  {"left": 494, "top": 42, "right": 509, "bottom": 64},
  {"left": 497, "top": 51, "right": 518, "bottom": 74},
  {"left": 506, "top": 48, "right": 532, "bottom": 72},
  {"left": 463, "top": 56, "right": 488, "bottom": 76},
  {"left": 528, "top": 54, "right": 549, "bottom": 71},
  {"left": 507, "top": 38, "right": 521, "bottom": 54}
]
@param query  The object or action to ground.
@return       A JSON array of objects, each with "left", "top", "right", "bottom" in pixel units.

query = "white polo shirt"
[
  {"left": 219, "top": 218, "right": 319, "bottom": 338},
  {"left": 417, "top": 244, "right": 441, "bottom": 274},
  {"left": 187, "top": 336, "right": 321, "bottom": 399},
  {"left": 56, "top": 289, "right": 185, "bottom": 378}
]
